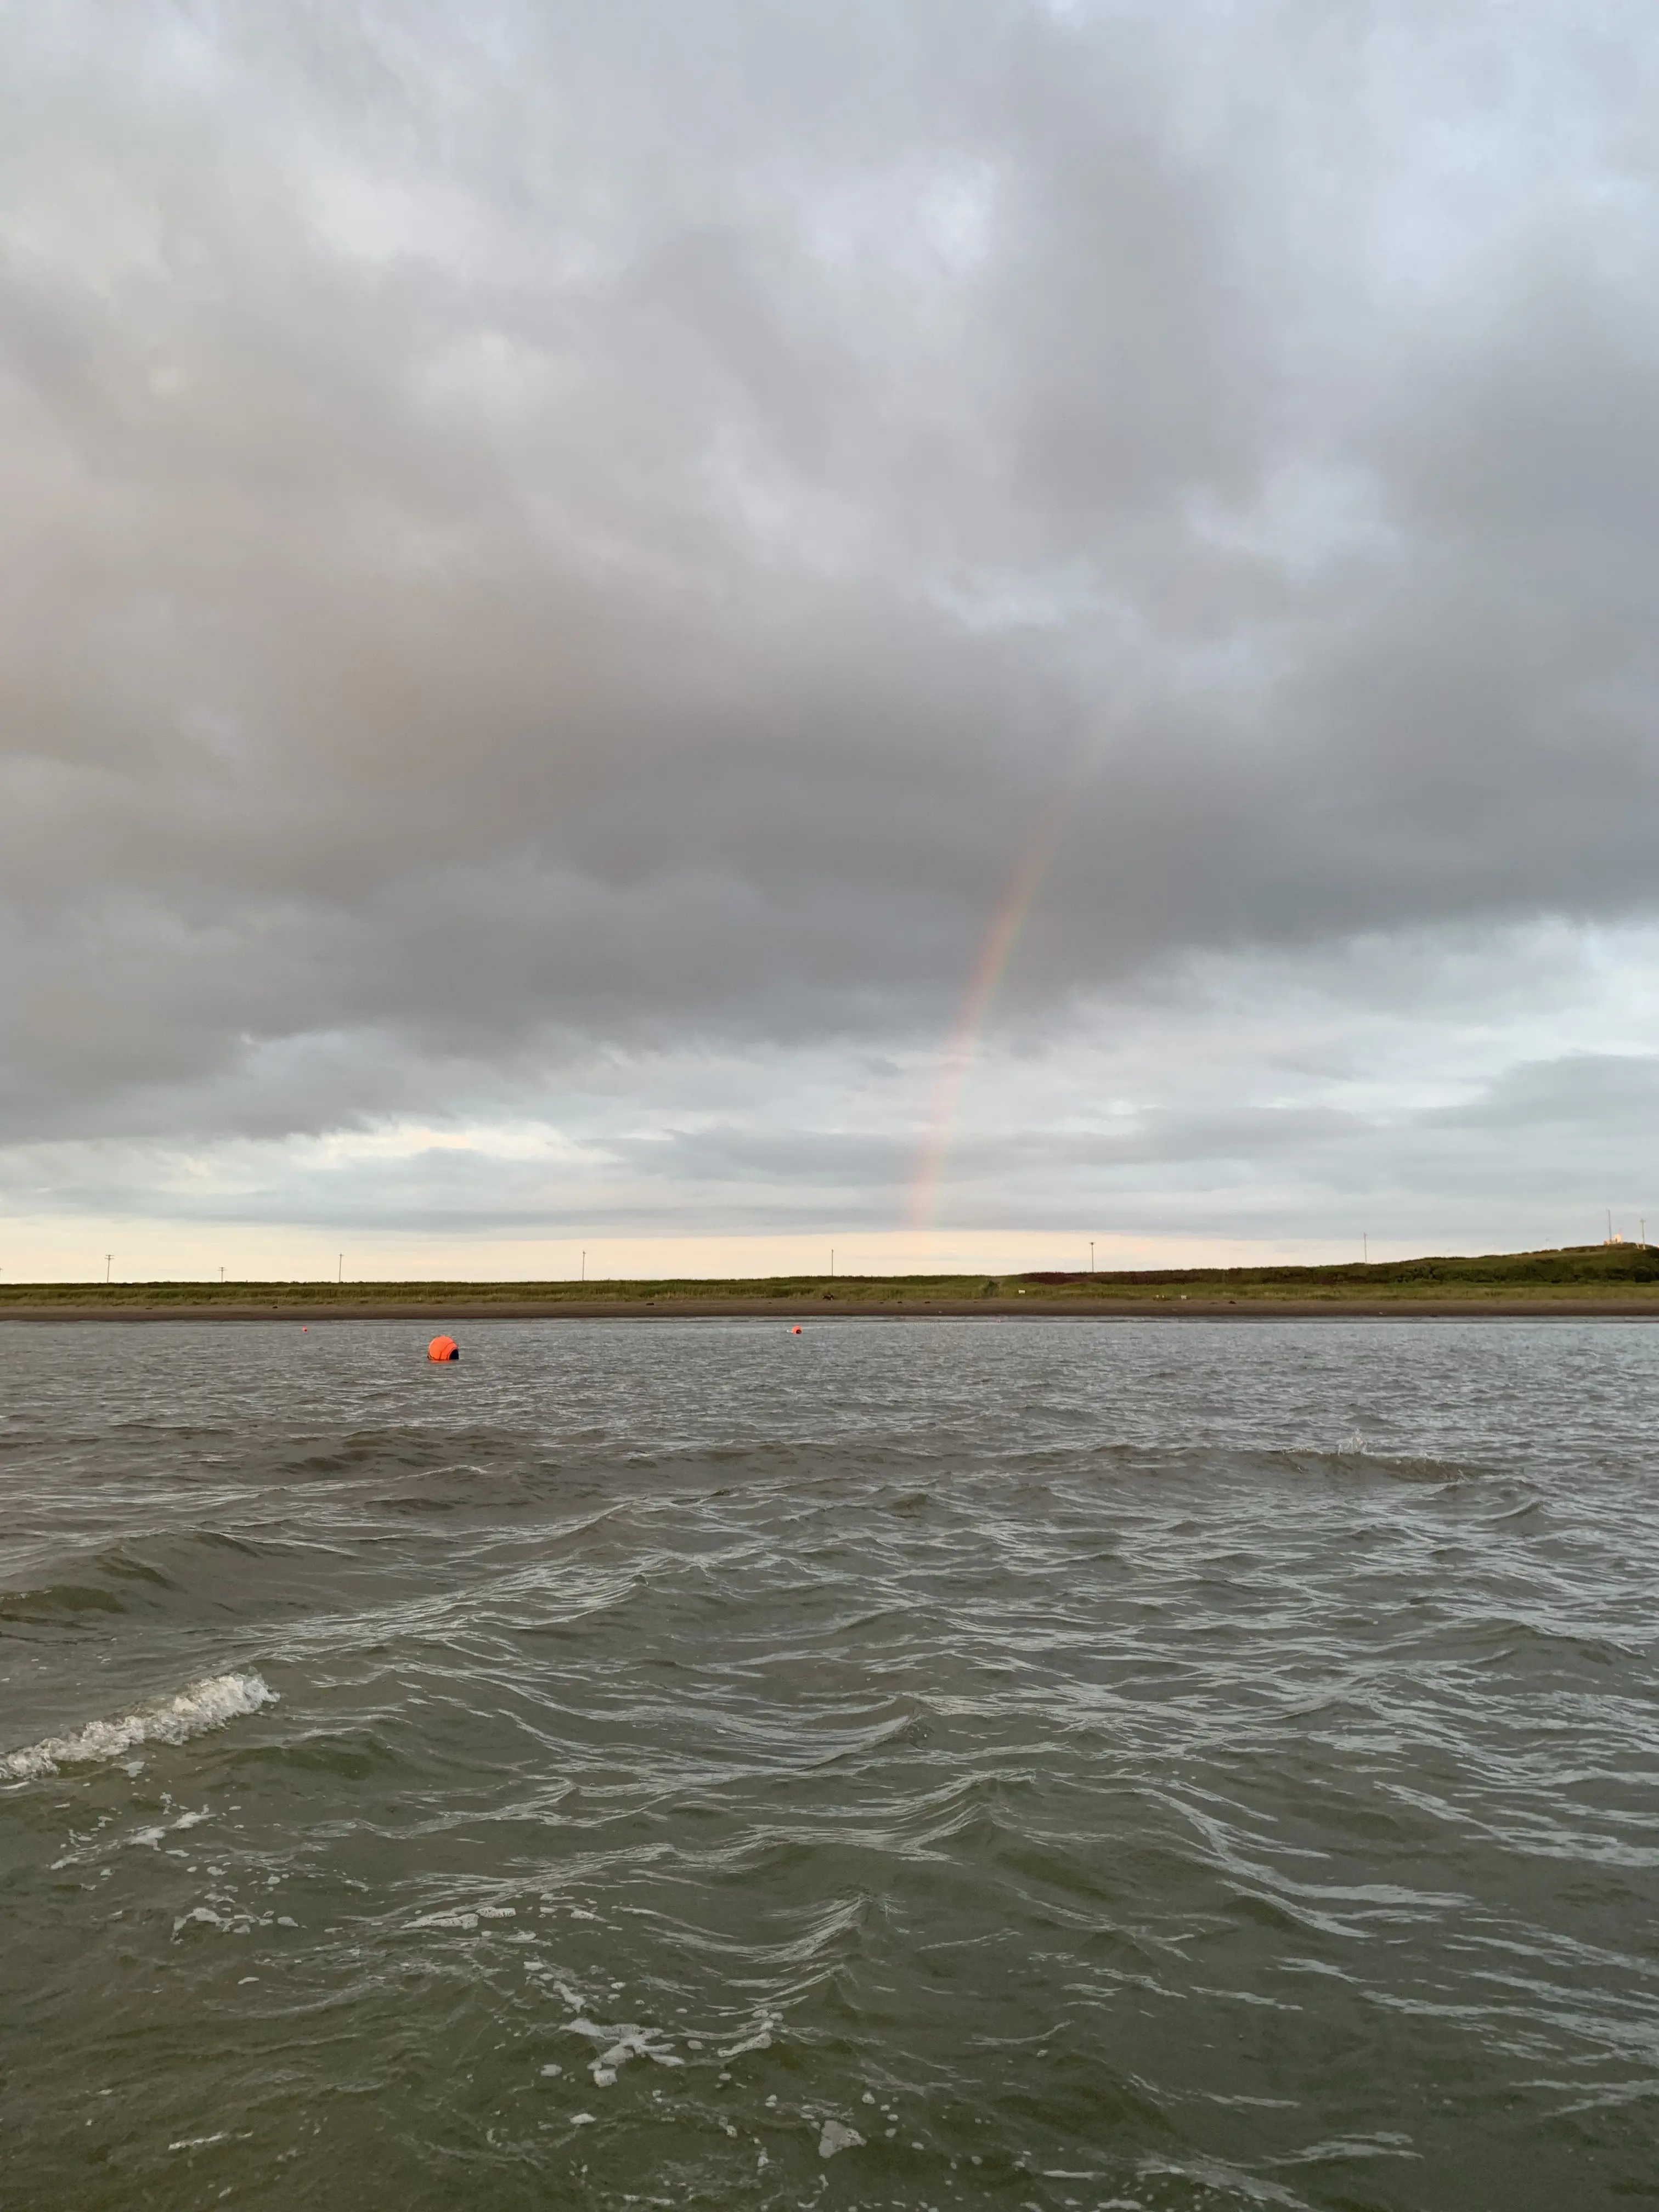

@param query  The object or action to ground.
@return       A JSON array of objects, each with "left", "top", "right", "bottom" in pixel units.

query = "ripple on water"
[{"left": 3, "top": 1318, "right": 1659, "bottom": 2209}]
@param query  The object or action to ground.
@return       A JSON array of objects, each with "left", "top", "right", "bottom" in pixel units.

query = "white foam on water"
[
  {"left": 716, "top": 2010, "right": 778, "bottom": 2059},
  {"left": 819, "top": 2120, "right": 864, "bottom": 2159},
  {"left": 173, "top": 1898, "right": 269, "bottom": 1940},
  {"left": 173, "top": 1906, "right": 232, "bottom": 1936},
  {"left": 1, "top": 1673, "right": 276, "bottom": 1783},
  {"left": 564, "top": 2017, "right": 682, "bottom": 2084}
]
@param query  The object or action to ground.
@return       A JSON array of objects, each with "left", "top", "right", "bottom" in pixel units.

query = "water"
[{"left": 3, "top": 1318, "right": 1657, "bottom": 2210}]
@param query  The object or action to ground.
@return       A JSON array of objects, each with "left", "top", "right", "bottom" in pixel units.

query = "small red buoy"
[
  {"left": 791, "top": 1325, "right": 802, "bottom": 1335},
  {"left": 428, "top": 1335, "right": 460, "bottom": 1362}
]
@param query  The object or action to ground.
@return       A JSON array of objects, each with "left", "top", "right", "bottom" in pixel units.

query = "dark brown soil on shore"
[{"left": 5, "top": 1295, "right": 1659, "bottom": 1322}]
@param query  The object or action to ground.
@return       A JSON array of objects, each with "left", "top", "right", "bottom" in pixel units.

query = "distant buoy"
[
  {"left": 428, "top": 1335, "right": 460, "bottom": 1362},
  {"left": 791, "top": 1325, "right": 803, "bottom": 1335}
]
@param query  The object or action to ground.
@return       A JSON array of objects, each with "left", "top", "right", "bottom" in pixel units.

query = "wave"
[{"left": 0, "top": 1669, "right": 276, "bottom": 1782}]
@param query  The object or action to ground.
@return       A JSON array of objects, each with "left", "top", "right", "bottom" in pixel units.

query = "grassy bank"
[{"left": 3, "top": 1244, "right": 1657, "bottom": 1310}]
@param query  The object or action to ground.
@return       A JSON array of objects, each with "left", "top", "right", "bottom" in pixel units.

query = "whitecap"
[
  {"left": 563, "top": 2017, "right": 682, "bottom": 2080},
  {"left": 173, "top": 1905, "right": 230, "bottom": 1937},
  {"left": 716, "top": 2011, "right": 778, "bottom": 2059},
  {"left": 1, "top": 1673, "right": 276, "bottom": 1783}
]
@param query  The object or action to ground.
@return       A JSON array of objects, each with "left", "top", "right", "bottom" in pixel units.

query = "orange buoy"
[
  {"left": 428, "top": 1335, "right": 460, "bottom": 1362},
  {"left": 790, "top": 1325, "right": 802, "bottom": 1335}
]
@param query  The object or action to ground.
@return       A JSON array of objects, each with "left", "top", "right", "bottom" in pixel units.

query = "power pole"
[
  {"left": 105, "top": 1254, "right": 111, "bottom": 1285},
  {"left": 1090, "top": 1241, "right": 1095, "bottom": 1273},
  {"left": 338, "top": 1254, "right": 343, "bottom": 1283},
  {"left": 581, "top": 1250, "right": 586, "bottom": 1283},
  {"left": 830, "top": 1248, "right": 834, "bottom": 1277}
]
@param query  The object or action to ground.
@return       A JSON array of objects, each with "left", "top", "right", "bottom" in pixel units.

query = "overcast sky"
[{"left": 4, "top": 0, "right": 1658, "bottom": 1280}]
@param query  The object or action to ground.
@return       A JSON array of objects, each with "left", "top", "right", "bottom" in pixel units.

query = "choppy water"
[{"left": 3, "top": 1319, "right": 1657, "bottom": 2211}]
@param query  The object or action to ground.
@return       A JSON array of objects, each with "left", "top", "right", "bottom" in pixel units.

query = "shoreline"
[{"left": 5, "top": 1297, "right": 1659, "bottom": 1322}]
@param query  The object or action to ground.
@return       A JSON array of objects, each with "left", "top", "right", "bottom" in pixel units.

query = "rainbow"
[{"left": 907, "top": 774, "right": 1087, "bottom": 1237}]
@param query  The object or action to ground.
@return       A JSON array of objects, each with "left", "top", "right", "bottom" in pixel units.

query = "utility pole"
[
  {"left": 1090, "top": 1241, "right": 1095, "bottom": 1273},
  {"left": 105, "top": 1254, "right": 111, "bottom": 1285},
  {"left": 338, "top": 1254, "right": 343, "bottom": 1283},
  {"left": 830, "top": 1248, "right": 834, "bottom": 1277},
  {"left": 220, "top": 1266, "right": 224, "bottom": 1284},
  {"left": 581, "top": 1250, "right": 586, "bottom": 1283}
]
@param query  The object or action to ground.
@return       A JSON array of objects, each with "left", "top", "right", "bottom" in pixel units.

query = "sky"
[{"left": 4, "top": 0, "right": 1659, "bottom": 1282}]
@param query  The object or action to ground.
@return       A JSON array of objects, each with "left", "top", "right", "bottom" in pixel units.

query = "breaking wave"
[{"left": 1, "top": 1669, "right": 275, "bottom": 1782}]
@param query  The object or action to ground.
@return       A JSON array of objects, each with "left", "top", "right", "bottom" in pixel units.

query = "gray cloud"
[
  {"left": 3, "top": 1, "right": 1658, "bottom": 1248},
  {"left": 11, "top": 1038, "right": 1654, "bottom": 1259}
]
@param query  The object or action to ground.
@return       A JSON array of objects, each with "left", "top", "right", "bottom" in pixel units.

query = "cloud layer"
[{"left": 4, "top": 1, "right": 1658, "bottom": 1265}]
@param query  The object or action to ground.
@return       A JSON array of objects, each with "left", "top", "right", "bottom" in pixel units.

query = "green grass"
[
  {"left": 3, "top": 1245, "right": 1658, "bottom": 1306},
  {"left": 1007, "top": 1242, "right": 1659, "bottom": 1297}
]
